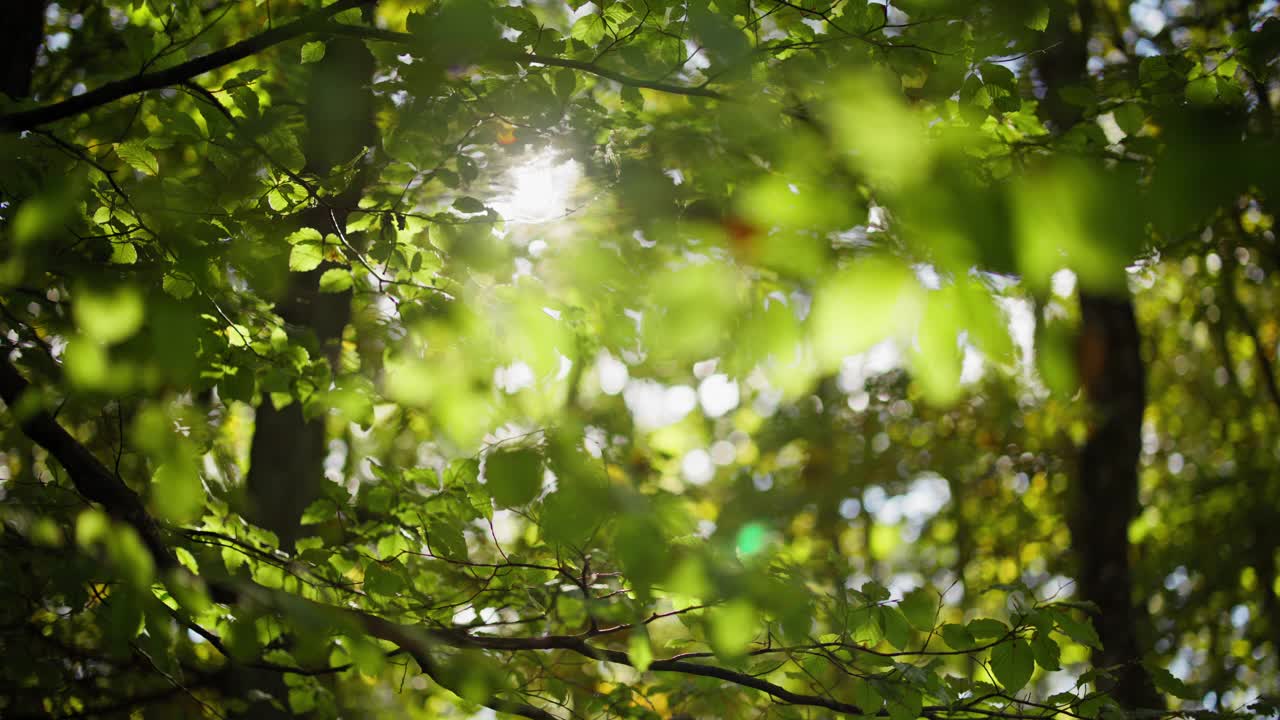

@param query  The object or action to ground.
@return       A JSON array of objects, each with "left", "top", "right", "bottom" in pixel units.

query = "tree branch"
[
  {"left": 0, "top": 0, "right": 374, "bottom": 133},
  {"left": 0, "top": 355, "right": 173, "bottom": 564},
  {"left": 0, "top": 7, "right": 732, "bottom": 134},
  {"left": 0, "top": 354, "right": 1135, "bottom": 720},
  {"left": 281, "top": 23, "right": 730, "bottom": 100}
]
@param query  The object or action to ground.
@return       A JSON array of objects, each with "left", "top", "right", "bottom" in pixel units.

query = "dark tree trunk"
[
  {"left": 1071, "top": 294, "right": 1161, "bottom": 709},
  {"left": 0, "top": 0, "right": 46, "bottom": 100},
  {"left": 245, "top": 37, "right": 376, "bottom": 548},
  {"left": 237, "top": 36, "right": 377, "bottom": 720},
  {"left": 1037, "top": 1, "right": 1163, "bottom": 710}
]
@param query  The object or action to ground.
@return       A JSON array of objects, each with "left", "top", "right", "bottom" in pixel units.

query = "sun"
[{"left": 491, "top": 149, "right": 582, "bottom": 224}]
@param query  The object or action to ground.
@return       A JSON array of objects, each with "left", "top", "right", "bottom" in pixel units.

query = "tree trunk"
[
  {"left": 0, "top": 0, "right": 46, "bottom": 100},
  {"left": 236, "top": 36, "right": 377, "bottom": 719},
  {"left": 1071, "top": 293, "right": 1161, "bottom": 709},
  {"left": 244, "top": 36, "right": 376, "bottom": 548},
  {"left": 1037, "top": 1, "right": 1162, "bottom": 710}
]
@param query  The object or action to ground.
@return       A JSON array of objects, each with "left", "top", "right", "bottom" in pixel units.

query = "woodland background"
[{"left": 1, "top": 0, "right": 1279, "bottom": 718}]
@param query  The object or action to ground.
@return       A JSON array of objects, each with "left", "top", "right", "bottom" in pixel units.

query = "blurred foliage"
[{"left": 0, "top": 0, "right": 1278, "bottom": 718}]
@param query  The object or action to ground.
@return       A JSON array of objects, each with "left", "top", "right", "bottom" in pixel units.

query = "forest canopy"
[{"left": 1, "top": 0, "right": 1279, "bottom": 718}]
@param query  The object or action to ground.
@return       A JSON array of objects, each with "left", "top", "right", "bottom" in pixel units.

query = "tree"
[{"left": 1, "top": 0, "right": 1277, "bottom": 718}]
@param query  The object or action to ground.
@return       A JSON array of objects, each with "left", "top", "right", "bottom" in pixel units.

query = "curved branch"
[
  {"left": 0, "top": 354, "right": 1141, "bottom": 720},
  {"left": 0, "top": 356, "right": 173, "bottom": 565},
  {"left": 312, "top": 23, "right": 728, "bottom": 100},
  {"left": 0, "top": 0, "right": 374, "bottom": 133}
]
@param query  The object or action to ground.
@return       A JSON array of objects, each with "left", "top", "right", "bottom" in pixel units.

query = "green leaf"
[
  {"left": 629, "top": 627, "right": 654, "bottom": 672},
  {"left": 880, "top": 606, "right": 912, "bottom": 650},
  {"left": 110, "top": 242, "right": 138, "bottom": 264},
  {"left": 989, "top": 638, "right": 1034, "bottom": 693},
  {"left": 899, "top": 588, "right": 936, "bottom": 631},
  {"left": 116, "top": 141, "right": 159, "bottom": 175},
  {"left": 287, "top": 228, "right": 323, "bottom": 245},
  {"left": 1146, "top": 663, "right": 1198, "bottom": 700},
  {"left": 289, "top": 242, "right": 324, "bottom": 272},
  {"left": 861, "top": 581, "right": 891, "bottom": 603},
  {"left": 289, "top": 687, "right": 317, "bottom": 714},
  {"left": 710, "top": 599, "right": 757, "bottom": 659},
  {"left": 941, "top": 623, "right": 977, "bottom": 651},
  {"left": 484, "top": 447, "right": 543, "bottom": 508},
  {"left": 852, "top": 679, "right": 883, "bottom": 714},
  {"left": 1051, "top": 609, "right": 1101, "bottom": 649},
  {"left": 453, "top": 196, "right": 487, "bottom": 213},
  {"left": 318, "top": 268, "right": 353, "bottom": 293},
  {"left": 887, "top": 686, "right": 923, "bottom": 720},
  {"left": 108, "top": 525, "right": 156, "bottom": 592},
  {"left": 1031, "top": 631, "right": 1062, "bottom": 671},
  {"left": 74, "top": 285, "right": 144, "bottom": 344},
  {"left": 162, "top": 274, "right": 195, "bottom": 300},
  {"left": 812, "top": 258, "right": 923, "bottom": 371},
  {"left": 1112, "top": 103, "right": 1146, "bottom": 135},
  {"left": 1025, "top": 3, "right": 1050, "bottom": 31},
  {"left": 151, "top": 456, "right": 203, "bottom": 523},
  {"left": 554, "top": 69, "right": 576, "bottom": 101},
  {"left": 570, "top": 14, "right": 606, "bottom": 45},
  {"left": 301, "top": 40, "right": 326, "bottom": 63},
  {"left": 363, "top": 561, "right": 406, "bottom": 597},
  {"left": 1185, "top": 75, "right": 1218, "bottom": 104},
  {"left": 968, "top": 618, "right": 1010, "bottom": 639},
  {"left": 267, "top": 188, "right": 289, "bottom": 212},
  {"left": 76, "top": 509, "right": 110, "bottom": 548}
]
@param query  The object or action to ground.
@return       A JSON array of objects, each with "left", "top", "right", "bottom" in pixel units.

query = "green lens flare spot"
[{"left": 735, "top": 522, "right": 770, "bottom": 557}]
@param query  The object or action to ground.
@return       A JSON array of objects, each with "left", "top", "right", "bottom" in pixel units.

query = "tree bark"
[
  {"left": 233, "top": 34, "right": 377, "bottom": 720},
  {"left": 244, "top": 37, "right": 376, "bottom": 549},
  {"left": 1037, "top": 1, "right": 1162, "bottom": 710},
  {"left": 0, "top": 0, "right": 46, "bottom": 100}
]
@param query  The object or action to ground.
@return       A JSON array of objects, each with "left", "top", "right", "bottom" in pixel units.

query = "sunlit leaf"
[
  {"left": 116, "top": 141, "right": 158, "bottom": 175},
  {"left": 812, "top": 257, "right": 923, "bottom": 370},
  {"left": 301, "top": 40, "right": 326, "bottom": 63},
  {"left": 289, "top": 242, "right": 324, "bottom": 272},
  {"left": 989, "top": 638, "right": 1034, "bottom": 693}
]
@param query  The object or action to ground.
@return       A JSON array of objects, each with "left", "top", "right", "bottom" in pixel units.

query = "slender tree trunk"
[
  {"left": 236, "top": 35, "right": 377, "bottom": 718},
  {"left": 1037, "top": 1, "right": 1162, "bottom": 710},
  {"left": 245, "top": 36, "right": 376, "bottom": 548},
  {"left": 1071, "top": 294, "right": 1160, "bottom": 708}
]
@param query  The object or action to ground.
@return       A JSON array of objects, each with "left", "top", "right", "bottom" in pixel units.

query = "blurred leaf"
[
  {"left": 710, "top": 599, "right": 757, "bottom": 659},
  {"left": 629, "top": 627, "right": 654, "bottom": 673},
  {"left": 812, "top": 257, "right": 923, "bottom": 370},
  {"left": 74, "top": 285, "right": 144, "bottom": 344},
  {"left": 151, "top": 453, "right": 203, "bottom": 524},
  {"left": 484, "top": 447, "right": 543, "bottom": 508}
]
